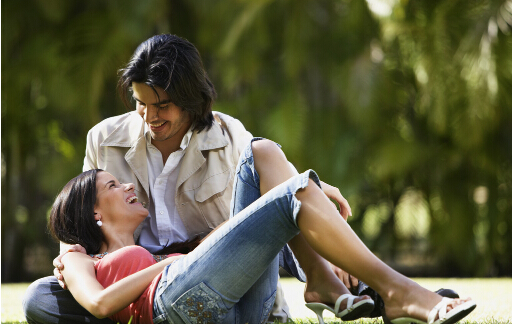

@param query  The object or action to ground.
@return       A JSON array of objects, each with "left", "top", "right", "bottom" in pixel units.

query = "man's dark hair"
[
  {"left": 49, "top": 169, "right": 104, "bottom": 254},
  {"left": 118, "top": 34, "right": 216, "bottom": 132}
]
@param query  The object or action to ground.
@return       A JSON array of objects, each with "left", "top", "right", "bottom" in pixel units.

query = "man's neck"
[
  {"left": 151, "top": 123, "right": 192, "bottom": 164},
  {"left": 152, "top": 138, "right": 180, "bottom": 164}
]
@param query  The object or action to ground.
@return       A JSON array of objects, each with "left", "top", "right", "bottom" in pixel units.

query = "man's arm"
[{"left": 83, "top": 127, "right": 99, "bottom": 172}]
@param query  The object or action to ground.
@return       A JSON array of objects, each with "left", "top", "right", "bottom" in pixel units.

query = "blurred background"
[{"left": 2, "top": 0, "right": 512, "bottom": 283}]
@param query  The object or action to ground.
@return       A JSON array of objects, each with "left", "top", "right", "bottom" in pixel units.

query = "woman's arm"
[{"left": 61, "top": 252, "right": 181, "bottom": 318}]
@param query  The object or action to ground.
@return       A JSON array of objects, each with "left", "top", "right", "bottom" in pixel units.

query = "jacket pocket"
[
  {"left": 194, "top": 169, "right": 231, "bottom": 202},
  {"left": 194, "top": 168, "right": 233, "bottom": 229},
  {"left": 177, "top": 167, "right": 235, "bottom": 234}
]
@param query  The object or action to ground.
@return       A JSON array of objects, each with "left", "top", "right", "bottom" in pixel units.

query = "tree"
[
  {"left": 2, "top": 0, "right": 511, "bottom": 282},
  {"left": 197, "top": 0, "right": 512, "bottom": 275}
]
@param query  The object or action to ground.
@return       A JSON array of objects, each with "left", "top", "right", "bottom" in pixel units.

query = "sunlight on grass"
[
  {"left": 279, "top": 278, "right": 511, "bottom": 323},
  {"left": 2, "top": 279, "right": 512, "bottom": 323},
  {"left": 1, "top": 283, "right": 28, "bottom": 323}
]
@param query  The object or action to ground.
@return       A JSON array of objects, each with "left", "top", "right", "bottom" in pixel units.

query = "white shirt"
[{"left": 138, "top": 126, "right": 193, "bottom": 253}]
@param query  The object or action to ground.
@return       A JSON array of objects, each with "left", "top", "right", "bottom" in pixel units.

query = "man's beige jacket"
[
  {"left": 83, "top": 111, "right": 253, "bottom": 240},
  {"left": 81, "top": 110, "right": 293, "bottom": 321}
]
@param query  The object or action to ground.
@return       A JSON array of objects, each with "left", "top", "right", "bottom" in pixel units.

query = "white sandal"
[
  {"left": 306, "top": 294, "right": 375, "bottom": 324},
  {"left": 389, "top": 297, "right": 477, "bottom": 324}
]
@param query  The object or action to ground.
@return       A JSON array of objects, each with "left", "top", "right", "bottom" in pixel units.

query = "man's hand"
[
  {"left": 331, "top": 263, "right": 359, "bottom": 293},
  {"left": 320, "top": 181, "right": 352, "bottom": 220},
  {"left": 53, "top": 244, "right": 87, "bottom": 289}
]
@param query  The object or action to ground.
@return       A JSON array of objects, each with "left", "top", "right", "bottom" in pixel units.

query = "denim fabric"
[
  {"left": 153, "top": 139, "right": 321, "bottom": 324},
  {"left": 231, "top": 138, "right": 306, "bottom": 282},
  {"left": 23, "top": 276, "right": 114, "bottom": 324}
]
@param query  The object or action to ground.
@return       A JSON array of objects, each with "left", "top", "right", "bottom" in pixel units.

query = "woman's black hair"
[
  {"left": 49, "top": 169, "right": 201, "bottom": 255},
  {"left": 118, "top": 34, "right": 216, "bottom": 133},
  {"left": 49, "top": 169, "right": 104, "bottom": 254}
]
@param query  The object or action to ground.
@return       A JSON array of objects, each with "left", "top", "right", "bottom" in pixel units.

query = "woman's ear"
[{"left": 93, "top": 212, "right": 101, "bottom": 222}]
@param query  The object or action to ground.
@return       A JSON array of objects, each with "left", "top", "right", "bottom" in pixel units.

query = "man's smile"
[{"left": 150, "top": 121, "right": 167, "bottom": 130}]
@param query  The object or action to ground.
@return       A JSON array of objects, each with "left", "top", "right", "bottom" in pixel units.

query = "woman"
[{"left": 50, "top": 139, "right": 475, "bottom": 324}]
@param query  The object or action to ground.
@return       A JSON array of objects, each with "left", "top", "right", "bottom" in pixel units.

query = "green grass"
[
  {"left": 2, "top": 278, "right": 512, "bottom": 323},
  {"left": 1, "top": 283, "right": 28, "bottom": 324}
]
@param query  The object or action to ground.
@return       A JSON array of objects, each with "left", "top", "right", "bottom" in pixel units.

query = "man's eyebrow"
[
  {"left": 132, "top": 96, "right": 172, "bottom": 106},
  {"left": 153, "top": 99, "right": 172, "bottom": 106}
]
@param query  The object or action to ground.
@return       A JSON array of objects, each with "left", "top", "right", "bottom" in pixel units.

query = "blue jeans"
[{"left": 152, "top": 138, "right": 321, "bottom": 324}]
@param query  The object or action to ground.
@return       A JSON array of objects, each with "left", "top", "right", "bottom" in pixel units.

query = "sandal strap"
[
  {"left": 334, "top": 294, "right": 355, "bottom": 314},
  {"left": 427, "top": 297, "right": 449, "bottom": 324}
]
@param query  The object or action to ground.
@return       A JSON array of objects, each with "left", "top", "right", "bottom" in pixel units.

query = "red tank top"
[{"left": 94, "top": 246, "right": 176, "bottom": 323}]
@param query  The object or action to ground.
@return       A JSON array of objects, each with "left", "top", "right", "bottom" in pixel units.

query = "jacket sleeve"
[
  {"left": 213, "top": 111, "right": 253, "bottom": 163},
  {"left": 229, "top": 120, "right": 253, "bottom": 158},
  {"left": 83, "top": 127, "right": 99, "bottom": 172}
]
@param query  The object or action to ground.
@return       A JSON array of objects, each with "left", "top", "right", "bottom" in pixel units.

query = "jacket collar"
[
  {"left": 98, "top": 111, "right": 229, "bottom": 190},
  {"left": 176, "top": 120, "right": 229, "bottom": 188},
  {"left": 101, "top": 111, "right": 145, "bottom": 148},
  {"left": 193, "top": 120, "right": 229, "bottom": 151},
  {"left": 100, "top": 111, "right": 229, "bottom": 150}
]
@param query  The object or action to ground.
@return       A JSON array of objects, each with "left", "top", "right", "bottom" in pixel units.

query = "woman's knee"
[{"left": 251, "top": 139, "right": 287, "bottom": 167}]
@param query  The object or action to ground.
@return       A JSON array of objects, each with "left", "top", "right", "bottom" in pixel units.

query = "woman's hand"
[
  {"left": 53, "top": 244, "right": 87, "bottom": 289},
  {"left": 320, "top": 181, "right": 352, "bottom": 220}
]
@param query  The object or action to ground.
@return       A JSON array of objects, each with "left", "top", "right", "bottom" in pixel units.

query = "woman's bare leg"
[
  {"left": 252, "top": 140, "right": 468, "bottom": 321},
  {"left": 252, "top": 140, "right": 368, "bottom": 309},
  {"left": 294, "top": 178, "right": 475, "bottom": 321}
]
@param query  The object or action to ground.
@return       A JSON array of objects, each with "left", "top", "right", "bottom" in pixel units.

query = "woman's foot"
[
  {"left": 305, "top": 276, "right": 374, "bottom": 323},
  {"left": 381, "top": 281, "right": 475, "bottom": 324},
  {"left": 305, "top": 291, "right": 373, "bottom": 312},
  {"left": 306, "top": 294, "right": 374, "bottom": 324},
  {"left": 304, "top": 273, "right": 373, "bottom": 317}
]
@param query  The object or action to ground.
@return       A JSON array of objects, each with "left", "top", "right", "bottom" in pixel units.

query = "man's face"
[{"left": 132, "top": 82, "right": 191, "bottom": 143}]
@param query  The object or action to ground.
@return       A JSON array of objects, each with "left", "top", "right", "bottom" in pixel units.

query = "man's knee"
[
  {"left": 23, "top": 276, "right": 57, "bottom": 323},
  {"left": 23, "top": 276, "right": 113, "bottom": 324}
]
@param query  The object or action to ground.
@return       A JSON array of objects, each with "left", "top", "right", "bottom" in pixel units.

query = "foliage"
[{"left": 2, "top": 0, "right": 512, "bottom": 282}]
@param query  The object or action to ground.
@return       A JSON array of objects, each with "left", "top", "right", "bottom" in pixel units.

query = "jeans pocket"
[
  {"left": 171, "top": 282, "right": 229, "bottom": 324},
  {"left": 260, "top": 289, "right": 277, "bottom": 324},
  {"left": 152, "top": 313, "right": 168, "bottom": 324}
]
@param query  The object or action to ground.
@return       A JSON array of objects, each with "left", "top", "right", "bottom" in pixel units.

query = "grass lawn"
[{"left": 2, "top": 278, "right": 511, "bottom": 323}]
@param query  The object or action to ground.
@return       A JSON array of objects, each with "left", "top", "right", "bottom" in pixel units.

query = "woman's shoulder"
[
  {"left": 90, "top": 245, "right": 149, "bottom": 257},
  {"left": 111, "top": 245, "right": 151, "bottom": 258},
  {"left": 95, "top": 246, "right": 156, "bottom": 270},
  {"left": 61, "top": 251, "right": 95, "bottom": 266}
]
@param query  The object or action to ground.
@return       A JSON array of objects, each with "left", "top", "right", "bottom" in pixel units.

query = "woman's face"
[{"left": 94, "top": 171, "right": 148, "bottom": 224}]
